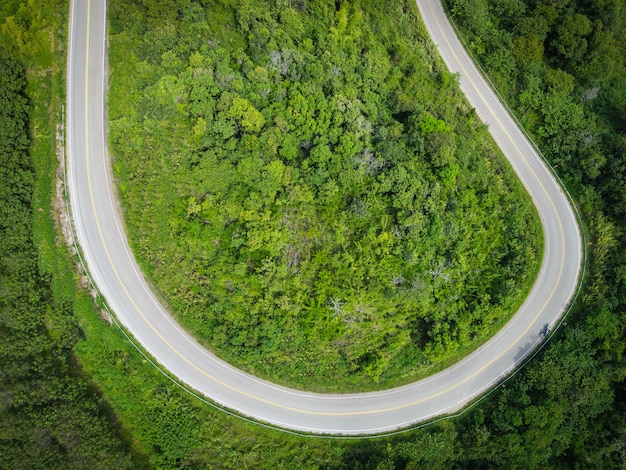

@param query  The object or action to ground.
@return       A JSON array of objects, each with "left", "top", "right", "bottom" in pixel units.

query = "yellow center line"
[{"left": 81, "top": 0, "right": 569, "bottom": 418}]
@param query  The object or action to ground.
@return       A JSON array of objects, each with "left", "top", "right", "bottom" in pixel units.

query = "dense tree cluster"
[
  {"left": 108, "top": 0, "right": 540, "bottom": 390},
  {"left": 449, "top": 0, "right": 626, "bottom": 191}
]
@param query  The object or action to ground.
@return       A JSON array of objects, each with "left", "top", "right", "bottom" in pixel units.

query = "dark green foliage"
[
  {"left": 416, "top": 0, "right": 626, "bottom": 466},
  {"left": 0, "top": 39, "right": 132, "bottom": 470},
  {"left": 7, "top": 0, "right": 626, "bottom": 466},
  {"left": 108, "top": 0, "right": 541, "bottom": 391}
]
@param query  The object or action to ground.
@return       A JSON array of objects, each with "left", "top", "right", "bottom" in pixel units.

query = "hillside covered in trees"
[
  {"left": 108, "top": 0, "right": 541, "bottom": 391},
  {"left": 3, "top": 0, "right": 626, "bottom": 467}
]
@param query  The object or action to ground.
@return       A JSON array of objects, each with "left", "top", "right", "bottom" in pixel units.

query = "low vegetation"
[{"left": 108, "top": 0, "right": 541, "bottom": 391}]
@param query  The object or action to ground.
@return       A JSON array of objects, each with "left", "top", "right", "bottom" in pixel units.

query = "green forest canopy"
[
  {"left": 2, "top": 0, "right": 626, "bottom": 467},
  {"left": 108, "top": 0, "right": 541, "bottom": 391}
]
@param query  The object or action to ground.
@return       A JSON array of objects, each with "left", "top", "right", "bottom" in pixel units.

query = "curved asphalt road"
[{"left": 66, "top": 0, "right": 582, "bottom": 435}]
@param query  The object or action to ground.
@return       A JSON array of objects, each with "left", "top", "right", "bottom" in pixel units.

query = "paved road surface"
[{"left": 66, "top": 0, "right": 582, "bottom": 434}]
